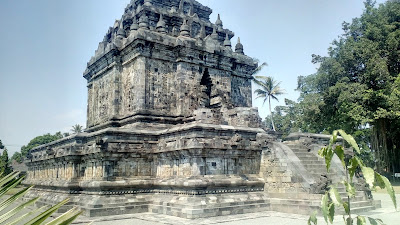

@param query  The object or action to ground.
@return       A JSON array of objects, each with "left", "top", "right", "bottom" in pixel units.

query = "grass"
[{"left": 5, "top": 185, "right": 25, "bottom": 195}]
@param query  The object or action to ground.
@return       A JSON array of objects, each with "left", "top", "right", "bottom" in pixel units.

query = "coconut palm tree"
[
  {"left": 253, "top": 76, "right": 286, "bottom": 131},
  {"left": 71, "top": 124, "right": 83, "bottom": 134}
]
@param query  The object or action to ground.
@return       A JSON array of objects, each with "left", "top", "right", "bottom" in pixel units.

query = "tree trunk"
[
  {"left": 372, "top": 119, "right": 389, "bottom": 174},
  {"left": 269, "top": 96, "right": 276, "bottom": 131}
]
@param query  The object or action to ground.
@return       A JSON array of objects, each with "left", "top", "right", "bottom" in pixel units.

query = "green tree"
[
  {"left": 292, "top": 0, "right": 400, "bottom": 173},
  {"left": 0, "top": 148, "right": 11, "bottom": 175},
  {"left": 71, "top": 124, "right": 83, "bottom": 134},
  {"left": 0, "top": 140, "right": 4, "bottom": 149},
  {"left": 253, "top": 76, "right": 286, "bottom": 131},
  {"left": 264, "top": 99, "right": 302, "bottom": 137},
  {"left": 10, "top": 152, "right": 22, "bottom": 164},
  {"left": 12, "top": 132, "right": 64, "bottom": 163}
]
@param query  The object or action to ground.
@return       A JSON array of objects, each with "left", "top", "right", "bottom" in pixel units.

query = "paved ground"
[{"left": 71, "top": 193, "right": 400, "bottom": 225}]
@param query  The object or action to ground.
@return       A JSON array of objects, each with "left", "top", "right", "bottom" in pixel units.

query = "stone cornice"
[{"left": 84, "top": 32, "right": 256, "bottom": 82}]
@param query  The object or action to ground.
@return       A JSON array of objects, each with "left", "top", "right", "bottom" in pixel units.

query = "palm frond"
[
  {"left": 25, "top": 198, "right": 70, "bottom": 225},
  {"left": 263, "top": 97, "right": 268, "bottom": 105},
  {"left": 253, "top": 77, "right": 269, "bottom": 90},
  {"left": 251, "top": 62, "right": 268, "bottom": 76},
  {"left": 6, "top": 206, "right": 47, "bottom": 225},
  {"left": 272, "top": 88, "right": 286, "bottom": 95},
  {"left": 253, "top": 76, "right": 286, "bottom": 108},
  {"left": 271, "top": 95, "right": 280, "bottom": 102},
  {"left": 0, "top": 197, "right": 39, "bottom": 224},
  {"left": 254, "top": 89, "right": 267, "bottom": 95},
  {"left": 0, "top": 171, "right": 82, "bottom": 225},
  {"left": 45, "top": 207, "right": 82, "bottom": 225},
  {"left": 253, "top": 75, "right": 269, "bottom": 81},
  {"left": 0, "top": 185, "right": 34, "bottom": 212},
  {"left": 0, "top": 172, "right": 20, "bottom": 188},
  {"left": 0, "top": 176, "right": 24, "bottom": 199},
  {"left": 254, "top": 89, "right": 267, "bottom": 100}
]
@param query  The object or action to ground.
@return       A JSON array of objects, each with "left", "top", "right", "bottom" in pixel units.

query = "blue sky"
[{"left": 0, "top": 0, "right": 386, "bottom": 156}]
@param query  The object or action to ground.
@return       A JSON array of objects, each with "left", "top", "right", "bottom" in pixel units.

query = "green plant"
[
  {"left": 71, "top": 125, "right": 83, "bottom": 134},
  {"left": 253, "top": 76, "right": 286, "bottom": 131},
  {"left": 308, "top": 130, "right": 397, "bottom": 225},
  {"left": 0, "top": 171, "right": 82, "bottom": 225}
]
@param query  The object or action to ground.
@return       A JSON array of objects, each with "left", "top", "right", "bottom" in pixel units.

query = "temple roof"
[{"left": 86, "top": 0, "right": 249, "bottom": 67}]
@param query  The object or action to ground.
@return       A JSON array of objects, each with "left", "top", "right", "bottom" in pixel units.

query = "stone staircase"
[
  {"left": 335, "top": 184, "right": 380, "bottom": 214},
  {"left": 282, "top": 140, "right": 380, "bottom": 214},
  {"left": 284, "top": 142, "right": 341, "bottom": 182}
]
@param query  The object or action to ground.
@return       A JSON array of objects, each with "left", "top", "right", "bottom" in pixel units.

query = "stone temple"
[{"left": 24, "top": 0, "right": 380, "bottom": 219}]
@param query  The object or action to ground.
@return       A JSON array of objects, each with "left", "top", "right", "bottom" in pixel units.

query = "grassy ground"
[{"left": 5, "top": 185, "right": 25, "bottom": 195}]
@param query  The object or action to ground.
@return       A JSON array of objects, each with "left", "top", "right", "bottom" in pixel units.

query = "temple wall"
[
  {"left": 25, "top": 126, "right": 270, "bottom": 184},
  {"left": 27, "top": 155, "right": 262, "bottom": 181},
  {"left": 121, "top": 57, "right": 147, "bottom": 116},
  {"left": 87, "top": 69, "right": 118, "bottom": 128},
  {"left": 231, "top": 76, "right": 252, "bottom": 107},
  {"left": 145, "top": 58, "right": 179, "bottom": 113}
]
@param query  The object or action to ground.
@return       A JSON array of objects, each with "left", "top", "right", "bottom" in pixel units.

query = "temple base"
[{"left": 25, "top": 188, "right": 269, "bottom": 219}]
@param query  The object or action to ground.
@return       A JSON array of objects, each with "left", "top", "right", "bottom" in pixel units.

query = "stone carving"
[{"left": 311, "top": 173, "right": 332, "bottom": 194}]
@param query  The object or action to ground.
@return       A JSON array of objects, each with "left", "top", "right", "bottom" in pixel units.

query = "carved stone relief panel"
[
  {"left": 87, "top": 70, "right": 115, "bottom": 126},
  {"left": 122, "top": 64, "right": 136, "bottom": 115},
  {"left": 146, "top": 59, "right": 177, "bottom": 113},
  {"left": 231, "top": 76, "right": 252, "bottom": 107}
]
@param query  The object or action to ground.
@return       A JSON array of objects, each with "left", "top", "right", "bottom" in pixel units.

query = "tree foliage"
[
  {"left": 11, "top": 132, "right": 63, "bottom": 163},
  {"left": 0, "top": 148, "right": 11, "bottom": 175},
  {"left": 71, "top": 125, "right": 83, "bottom": 134},
  {"left": 253, "top": 76, "right": 286, "bottom": 131},
  {"left": 271, "top": 0, "right": 400, "bottom": 173}
]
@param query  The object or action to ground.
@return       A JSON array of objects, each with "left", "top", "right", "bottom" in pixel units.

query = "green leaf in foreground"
[
  {"left": 0, "top": 197, "right": 39, "bottom": 224},
  {"left": 6, "top": 206, "right": 47, "bottom": 225},
  {"left": 367, "top": 217, "right": 384, "bottom": 225},
  {"left": 356, "top": 215, "right": 366, "bottom": 225},
  {"left": 321, "top": 193, "right": 329, "bottom": 224},
  {"left": 337, "top": 129, "right": 360, "bottom": 154},
  {"left": 308, "top": 211, "right": 317, "bottom": 225},
  {"left": 342, "top": 202, "right": 350, "bottom": 215},
  {"left": 25, "top": 198, "right": 70, "bottom": 225},
  {"left": 329, "top": 186, "right": 343, "bottom": 206},
  {"left": 0, "top": 185, "right": 33, "bottom": 212},
  {"left": 0, "top": 172, "right": 20, "bottom": 188},
  {"left": 45, "top": 207, "right": 82, "bottom": 225},
  {"left": 0, "top": 176, "right": 25, "bottom": 199},
  {"left": 328, "top": 203, "right": 335, "bottom": 224},
  {"left": 361, "top": 166, "right": 375, "bottom": 188},
  {"left": 325, "top": 148, "right": 334, "bottom": 172},
  {"left": 343, "top": 181, "right": 356, "bottom": 198},
  {"left": 375, "top": 173, "right": 397, "bottom": 210},
  {"left": 334, "top": 145, "right": 345, "bottom": 168},
  {"left": 345, "top": 217, "right": 352, "bottom": 225},
  {"left": 348, "top": 157, "right": 359, "bottom": 181}
]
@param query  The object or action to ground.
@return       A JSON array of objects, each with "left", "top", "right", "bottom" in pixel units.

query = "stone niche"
[{"left": 24, "top": 0, "right": 276, "bottom": 219}]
